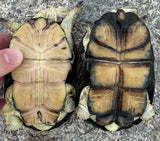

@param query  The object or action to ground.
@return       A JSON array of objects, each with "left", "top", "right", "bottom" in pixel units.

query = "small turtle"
[
  {"left": 76, "top": 8, "right": 155, "bottom": 131},
  {"left": 0, "top": 4, "right": 81, "bottom": 131}
]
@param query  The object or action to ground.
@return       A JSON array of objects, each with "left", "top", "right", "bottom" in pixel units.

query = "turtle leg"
[
  {"left": 77, "top": 86, "right": 120, "bottom": 131},
  {"left": 76, "top": 86, "right": 91, "bottom": 120},
  {"left": 83, "top": 26, "right": 91, "bottom": 52},
  {"left": 141, "top": 92, "right": 155, "bottom": 120},
  {"left": 32, "top": 120, "right": 53, "bottom": 131},
  {"left": 61, "top": 3, "right": 82, "bottom": 51},
  {"left": 57, "top": 84, "right": 76, "bottom": 123},
  {"left": 104, "top": 123, "right": 120, "bottom": 132},
  {"left": 0, "top": 18, "right": 21, "bottom": 33},
  {"left": 33, "top": 8, "right": 69, "bottom": 22},
  {"left": 2, "top": 85, "right": 23, "bottom": 131},
  {"left": 111, "top": 7, "right": 138, "bottom": 14}
]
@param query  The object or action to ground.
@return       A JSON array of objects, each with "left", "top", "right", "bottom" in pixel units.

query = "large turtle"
[
  {"left": 76, "top": 9, "right": 155, "bottom": 131},
  {"left": 0, "top": 4, "right": 81, "bottom": 131}
]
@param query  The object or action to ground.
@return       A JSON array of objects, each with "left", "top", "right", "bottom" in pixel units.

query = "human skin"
[{"left": 0, "top": 33, "right": 23, "bottom": 112}]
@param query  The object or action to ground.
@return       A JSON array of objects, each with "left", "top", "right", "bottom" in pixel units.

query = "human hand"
[
  {"left": 0, "top": 33, "right": 23, "bottom": 84},
  {"left": 0, "top": 33, "right": 23, "bottom": 112}
]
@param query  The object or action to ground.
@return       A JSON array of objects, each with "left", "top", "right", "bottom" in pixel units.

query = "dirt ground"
[{"left": 0, "top": 0, "right": 160, "bottom": 141}]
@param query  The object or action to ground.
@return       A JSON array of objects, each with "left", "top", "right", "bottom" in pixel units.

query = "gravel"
[{"left": 0, "top": 0, "right": 160, "bottom": 141}]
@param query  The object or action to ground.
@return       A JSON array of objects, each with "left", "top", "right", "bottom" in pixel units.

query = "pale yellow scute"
[
  {"left": 12, "top": 60, "right": 71, "bottom": 83},
  {"left": 22, "top": 109, "right": 58, "bottom": 126},
  {"left": 10, "top": 18, "right": 72, "bottom": 60},
  {"left": 13, "top": 82, "right": 66, "bottom": 126}
]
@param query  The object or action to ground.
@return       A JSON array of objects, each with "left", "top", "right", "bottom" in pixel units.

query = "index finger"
[{"left": 0, "top": 33, "right": 12, "bottom": 50}]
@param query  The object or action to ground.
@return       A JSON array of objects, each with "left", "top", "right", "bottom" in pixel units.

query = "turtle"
[
  {"left": 76, "top": 8, "right": 155, "bottom": 131},
  {"left": 0, "top": 4, "right": 81, "bottom": 131}
]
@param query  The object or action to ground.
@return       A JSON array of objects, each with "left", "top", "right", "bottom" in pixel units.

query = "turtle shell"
[
  {"left": 10, "top": 18, "right": 72, "bottom": 127},
  {"left": 78, "top": 9, "right": 154, "bottom": 128}
]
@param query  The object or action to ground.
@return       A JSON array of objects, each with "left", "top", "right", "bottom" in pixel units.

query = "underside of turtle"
[
  {"left": 1, "top": 4, "right": 81, "bottom": 131},
  {"left": 77, "top": 9, "right": 155, "bottom": 131}
]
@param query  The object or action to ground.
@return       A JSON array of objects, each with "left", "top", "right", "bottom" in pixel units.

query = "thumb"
[
  {"left": 0, "top": 98, "right": 6, "bottom": 113},
  {"left": 0, "top": 48, "right": 23, "bottom": 77}
]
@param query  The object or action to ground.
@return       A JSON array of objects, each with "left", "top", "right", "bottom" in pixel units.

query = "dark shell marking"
[{"left": 77, "top": 9, "right": 154, "bottom": 129}]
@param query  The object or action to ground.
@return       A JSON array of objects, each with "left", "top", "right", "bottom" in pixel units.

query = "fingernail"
[{"left": 3, "top": 48, "right": 23, "bottom": 65}]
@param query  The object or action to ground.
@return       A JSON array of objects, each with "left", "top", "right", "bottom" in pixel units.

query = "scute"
[
  {"left": 12, "top": 60, "right": 71, "bottom": 83},
  {"left": 93, "top": 22, "right": 121, "bottom": 52},
  {"left": 119, "top": 89, "right": 146, "bottom": 115},
  {"left": 11, "top": 18, "right": 72, "bottom": 60},
  {"left": 119, "top": 63, "right": 150, "bottom": 88},
  {"left": 121, "top": 21, "right": 149, "bottom": 51},
  {"left": 88, "top": 88, "right": 114, "bottom": 114},
  {"left": 87, "top": 61, "right": 119, "bottom": 88}
]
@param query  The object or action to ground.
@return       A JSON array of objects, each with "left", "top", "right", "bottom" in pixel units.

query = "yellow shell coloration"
[{"left": 11, "top": 18, "right": 72, "bottom": 128}]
